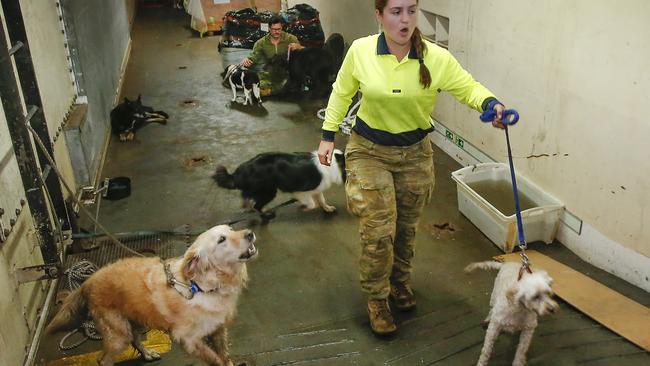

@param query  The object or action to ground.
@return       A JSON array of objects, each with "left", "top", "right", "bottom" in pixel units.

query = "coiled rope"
[
  {"left": 316, "top": 98, "right": 361, "bottom": 136},
  {"left": 58, "top": 260, "right": 102, "bottom": 350}
]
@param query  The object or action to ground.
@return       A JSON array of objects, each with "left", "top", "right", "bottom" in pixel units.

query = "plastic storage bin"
[{"left": 451, "top": 163, "right": 564, "bottom": 252}]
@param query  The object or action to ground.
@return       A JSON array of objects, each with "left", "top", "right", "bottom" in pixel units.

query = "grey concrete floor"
[{"left": 38, "top": 6, "right": 650, "bottom": 366}]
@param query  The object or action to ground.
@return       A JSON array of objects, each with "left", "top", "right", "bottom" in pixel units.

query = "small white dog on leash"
[{"left": 465, "top": 261, "right": 559, "bottom": 366}]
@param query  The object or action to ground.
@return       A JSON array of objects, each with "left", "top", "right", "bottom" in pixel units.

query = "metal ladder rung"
[
  {"left": 8, "top": 41, "right": 23, "bottom": 56},
  {"left": 25, "top": 105, "right": 39, "bottom": 122}
]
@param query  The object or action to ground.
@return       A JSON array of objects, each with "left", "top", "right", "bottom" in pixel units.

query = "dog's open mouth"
[{"left": 239, "top": 244, "right": 258, "bottom": 261}]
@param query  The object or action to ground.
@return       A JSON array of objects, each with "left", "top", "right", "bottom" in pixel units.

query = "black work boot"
[
  {"left": 367, "top": 298, "right": 397, "bottom": 335},
  {"left": 390, "top": 282, "right": 416, "bottom": 311}
]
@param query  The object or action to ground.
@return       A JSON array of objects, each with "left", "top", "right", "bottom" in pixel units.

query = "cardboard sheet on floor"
[
  {"left": 47, "top": 329, "right": 171, "bottom": 366},
  {"left": 495, "top": 250, "right": 650, "bottom": 352}
]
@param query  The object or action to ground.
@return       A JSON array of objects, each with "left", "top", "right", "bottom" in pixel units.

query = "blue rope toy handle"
[
  {"left": 479, "top": 107, "right": 531, "bottom": 272},
  {"left": 479, "top": 108, "right": 520, "bottom": 125}
]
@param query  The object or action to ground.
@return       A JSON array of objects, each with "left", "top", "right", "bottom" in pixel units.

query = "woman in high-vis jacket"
[{"left": 317, "top": 0, "right": 507, "bottom": 335}]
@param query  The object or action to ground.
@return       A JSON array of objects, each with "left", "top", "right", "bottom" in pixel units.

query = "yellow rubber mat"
[
  {"left": 47, "top": 329, "right": 172, "bottom": 366},
  {"left": 496, "top": 250, "right": 650, "bottom": 352}
]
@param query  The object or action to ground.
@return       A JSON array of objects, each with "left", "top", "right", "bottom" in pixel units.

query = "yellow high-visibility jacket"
[{"left": 322, "top": 33, "right": 497, "bottom": 146}]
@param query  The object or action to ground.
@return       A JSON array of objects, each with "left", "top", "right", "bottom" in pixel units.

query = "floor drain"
[{"left": 178, "top": 66, "right": 187, "bottom": 69}]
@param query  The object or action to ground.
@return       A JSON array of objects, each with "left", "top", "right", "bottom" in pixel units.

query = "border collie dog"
[
  {"left": 221, "top": 64, "right": 261, "bottom": 105},
  {"left": 110, "top": 95, "right": 169, "bottom": 141},
  {"left": 213, "top": 150, "right": 345, "bottom": 214}
]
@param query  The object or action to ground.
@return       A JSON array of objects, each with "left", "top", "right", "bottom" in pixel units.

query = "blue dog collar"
[{"left": 189, "top": 281, "right": 202, "bottom": 295}]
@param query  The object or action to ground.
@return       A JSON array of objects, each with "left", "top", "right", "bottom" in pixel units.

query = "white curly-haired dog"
[{"left": 465, "top": 261, "right": 558, "bottom": 366}]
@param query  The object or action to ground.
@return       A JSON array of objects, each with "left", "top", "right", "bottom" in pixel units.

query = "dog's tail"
[
  {"left": 213, "top": 165, "right": 236, "bottom": 189},
  {"left": 45, "top": 287, "right": 87, "bottom": 334},
  {"left": 464, "top": 261, "right": 503, "bottom": 273}
]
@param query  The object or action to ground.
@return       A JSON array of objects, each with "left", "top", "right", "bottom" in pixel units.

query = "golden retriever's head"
[{"left": 182, "top": 225, "right": 257, "bottom": 281}]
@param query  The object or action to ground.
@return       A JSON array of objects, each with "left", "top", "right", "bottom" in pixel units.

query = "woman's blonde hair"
[{"left": 375, "top": 0, "right": 431, "bottom": 88}]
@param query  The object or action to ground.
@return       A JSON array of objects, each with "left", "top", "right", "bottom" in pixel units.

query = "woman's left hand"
[{"left": 492, "top": 104, "right": 506, "bottom": 129}]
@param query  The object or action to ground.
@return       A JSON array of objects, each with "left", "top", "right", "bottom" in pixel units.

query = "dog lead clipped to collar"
[{"left": 163, "top": 261, "right": 212, "bottom": 300}]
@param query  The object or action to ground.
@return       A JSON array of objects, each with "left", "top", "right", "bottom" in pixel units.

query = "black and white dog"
[
  {"left": 213, "top": 150, "right": 345, "bottom": 214},
  {"left": 221, "top": 64, "right": 262, "bottom": 105},
  {"left": 110, "top": 95, "right": 169, "bottom": 141}
]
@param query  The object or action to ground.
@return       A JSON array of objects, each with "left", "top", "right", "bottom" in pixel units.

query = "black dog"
[
  {"left": 213, "top": 151, "right": 345, "bottom": 214},
  {"left": 269, "top": 33, "right": 345, "bottom": 98},
  {"left": 281, "top": 47, "right": 333, "bottom": 97},
  {"left": 323, "top": 33, "right": 345, "bottom": 79},
  {"left": 220, "top": 64, "right": 262, "bottom": 105},
  {"left": 110, "top": 95, "right": 168, "bottom": 141}
]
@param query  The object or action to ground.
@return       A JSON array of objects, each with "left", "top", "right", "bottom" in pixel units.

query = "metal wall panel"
[
  {"left": 0, "top": 99, "right": 26, "bottom": 242},
  {"left": 20, "top": 0, "right": 76, "bottom": 139}
]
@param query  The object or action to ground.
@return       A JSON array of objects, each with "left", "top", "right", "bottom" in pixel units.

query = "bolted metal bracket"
[
  {"left": 60, "top": 228, "right": 73, "bottom": 247},
  {"left": 15, "top": 263, "right": 61, "bottom": 284}
]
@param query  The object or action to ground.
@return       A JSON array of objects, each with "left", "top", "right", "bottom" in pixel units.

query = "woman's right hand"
[{"left": 317, "top": 140, "right": 335, "bottom": 166}]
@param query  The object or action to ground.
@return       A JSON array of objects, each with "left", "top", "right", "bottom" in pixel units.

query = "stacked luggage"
[
  {"left": 218, "top": 4, "right": 325, "bottom": 50},
  {"left": 283, "top": 4, "right": 325, "bottom": 47},
  {"left": 218, "top": 8, "right": 264, "bottom": 50}
]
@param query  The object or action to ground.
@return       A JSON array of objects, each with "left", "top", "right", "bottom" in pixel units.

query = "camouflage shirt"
[{"left": 248, "top": 31, "right": 299, "bottom": 67}]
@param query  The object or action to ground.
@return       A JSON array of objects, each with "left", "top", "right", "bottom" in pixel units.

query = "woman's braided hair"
[{"left": 375, "top": 0, "right": 431, "bottom": 88}]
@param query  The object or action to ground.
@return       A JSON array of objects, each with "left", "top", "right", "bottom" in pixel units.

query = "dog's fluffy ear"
[
  {"left": 123, "top": 97, "right": 130, "bottom": 103},
  {"left": 137, "top": 94, "right": 142, "bottom": 102},
  {"left": 182, "top": 250, "right": 203, "bottom": 280}
]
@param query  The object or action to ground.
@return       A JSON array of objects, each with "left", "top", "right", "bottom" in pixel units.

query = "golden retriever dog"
[{"left": 46, "top": 225, "right": 257, "bottom": 366}]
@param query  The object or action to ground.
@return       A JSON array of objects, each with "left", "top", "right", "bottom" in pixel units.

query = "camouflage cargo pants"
[
  {"left": 258, "top": 70, "right": 288, "bottom": 95},
  {"left": 345, "top": 131, "right": 435, "bottom": 299}
]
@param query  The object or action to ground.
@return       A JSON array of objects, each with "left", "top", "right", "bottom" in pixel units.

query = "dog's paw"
[
  {"left": 299, "top": 204, "right": 316, "bottom": 212},
  {"left": 119, "top": 133, "right": 127, "bottom": 142},
  {"left": 126, "top": 131, "right": 135, "bottom": 141},
  {"left": 141, "top": 349, "right": 161, "bottom": 361},
  {"left": 321, "top": 204, "right": 336, "bottom": 213}
]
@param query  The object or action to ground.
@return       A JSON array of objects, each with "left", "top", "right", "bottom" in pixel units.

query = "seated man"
[{"left": 241, "top": 15, "right": 303, "bottom": 96}]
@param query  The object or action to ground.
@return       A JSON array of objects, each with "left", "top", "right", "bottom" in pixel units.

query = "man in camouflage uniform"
[{"left": 241, "top": 15, "right": 303, "bottom": 96}]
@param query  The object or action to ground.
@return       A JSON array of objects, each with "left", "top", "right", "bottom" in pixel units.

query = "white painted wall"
[
  {"left": 287, "top": 0, "right": 377, "bottom": 43},
  {"left": 420, "top": 0, "right": 650, "bottom": 289}
]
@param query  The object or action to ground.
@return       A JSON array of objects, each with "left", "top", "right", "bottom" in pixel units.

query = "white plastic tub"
[{"left": 451, "top": 163, "right": 564, "bottom": 252}]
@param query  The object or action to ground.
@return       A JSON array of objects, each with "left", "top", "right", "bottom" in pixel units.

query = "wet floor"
[{"left": 37, "top": 6, "right": 650, "bottom": 366}]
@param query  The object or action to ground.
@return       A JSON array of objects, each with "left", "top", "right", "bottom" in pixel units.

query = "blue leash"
[{"left": 480, "top": 108, "right": 531, "bottom": 273}]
